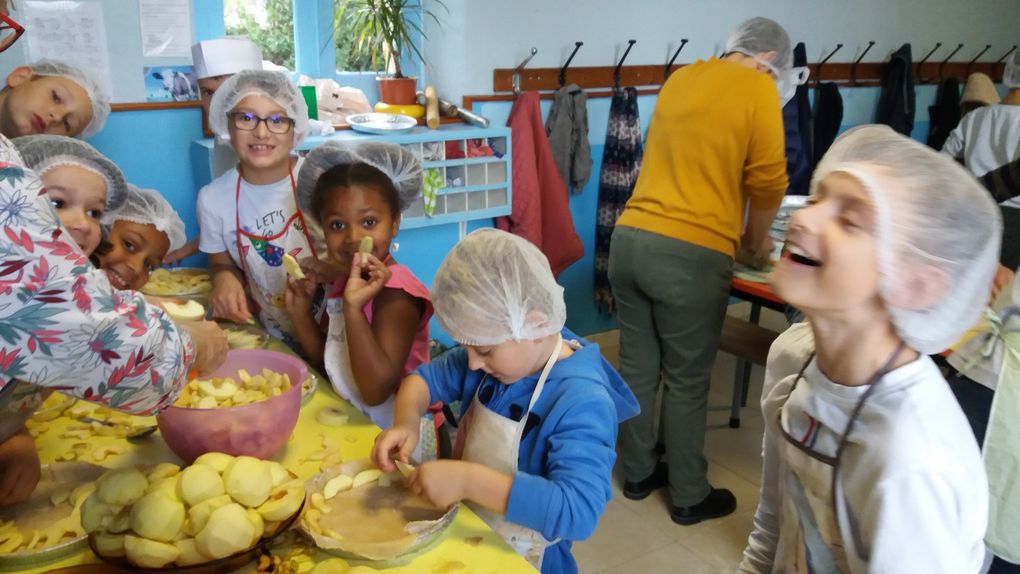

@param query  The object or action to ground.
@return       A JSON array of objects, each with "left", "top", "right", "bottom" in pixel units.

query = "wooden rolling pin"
[{"left": 416, "top": 91, "right": 490, "bottom": 128}]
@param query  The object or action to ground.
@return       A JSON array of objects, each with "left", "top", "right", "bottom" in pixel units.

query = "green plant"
[
  {"left": 337, "top": 0, "right": 446, "bottom": 78},
  {"left": 225, "top": 0, "right": 295, "bottom": 70}
]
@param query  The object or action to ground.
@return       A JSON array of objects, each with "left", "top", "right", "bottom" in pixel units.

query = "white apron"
[
  {"left": 323, "top": 296, "right": 397, "bottom": 429},
  {"left": 774, "top": 346, "right": 904, "bottom": 573},
  {"left": 983, "top": 326, "right": 1020, "bottom": 563},
  {"left": 456, "top": 337, "right": 563, "bottom": 571},
  {"left": 234, "top": 168, "right": 318, "bottom": 345}
]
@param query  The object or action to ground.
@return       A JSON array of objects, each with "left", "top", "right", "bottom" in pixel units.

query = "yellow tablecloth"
[{"left": 21, "top": 340, "right": 537, "bottom": 573}]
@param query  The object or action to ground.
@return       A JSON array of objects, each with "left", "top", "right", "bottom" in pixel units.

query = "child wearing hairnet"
[
  {"left": 740, "top": 125, "right": 1000, "bottom": 573},
  {"left": 373, "top": 228, "right": 639, "bottom": 574},
  {"left": 94, "top": 185, "right": 187, "bottom": 291},
  {"left": 12, "top": 134, "right": 127, "bottom": 255},
  {"left": 289, "top": 141, "right": 440, "bottom": 454},
  {"left": 0, "top": 59, "right": 110, "bottom": 139},
  {"left": 196, "top": 69, "right": 325, "bottom": 347}
]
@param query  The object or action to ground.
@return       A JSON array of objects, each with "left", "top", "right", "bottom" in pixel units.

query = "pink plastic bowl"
[{"left": 157, "top": 349, "right": 308, "bottom": 463}]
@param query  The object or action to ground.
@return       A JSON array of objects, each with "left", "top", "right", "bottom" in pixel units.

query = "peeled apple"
[
  {"left": 174, "top": 537, "right": 205, "bottom": 567},
  {"left": 282, "top": 254, "right": 305, "bottom": 280},
  {"left": 195, "top": 503, "right": 255, "bottom": 559},
  {"left": 96, "top": 468, "right": 148, "bottom": 506},
  {"left": 256, "top": 482, "right": 304, "bottom": 521},
  {"left": 193, "top": 452, "right": 234, "bottom": 473},
  {"left": 309, "top": 558, "right": 352, "bottom": 574},
  {"left": 185, "top": 494, "right": 232, "bottom": 536},
  {"left": 266, "top": 461, "right": 290, "bottom": 488},
  {"left": 129, "top": 491, "right": 185, "bottom": 542},
  {"left": 163, "top": 300, "right": 206, "bottom": 322},
  {"left": 178, "top": 464, "right": 225, "bottom": 506},
  {"left": 246, "top": 508, "right": 264, "bottom": 545},
  {"left": 124, "top": 534, "right": 180, "bottom": 569},
  {"left": 223, "top": 456, "right": 273, "bottom": 507},
  {"left": 323, "top": 475, "right": 353, "bottom": 499},
  {"left": 81, "top": 496, "right": 115, "bottom": 533},
  {"left": 352, "top": 469, "right": 382, "bottom": 489},
  {"left": 372, "top": 102, "right": 425, "bottom": 118},
  {"left": 92, "top": 532, "right": 126, "bottom": 558}
]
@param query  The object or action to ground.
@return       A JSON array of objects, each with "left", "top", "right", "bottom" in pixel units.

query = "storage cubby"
[{"left": 288, "top": 124, "right": 512, "bottom": 228}]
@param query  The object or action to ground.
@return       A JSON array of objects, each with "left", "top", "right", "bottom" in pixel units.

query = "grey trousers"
[{"left": 609, "top": 226, "right": 733, "bottom": 506}]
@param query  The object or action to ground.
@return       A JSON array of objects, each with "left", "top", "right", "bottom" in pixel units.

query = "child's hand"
[
  {"left": 372, "top": 423, "right": 420, "bottom": 472},
  {"left": 163, "top": 237, "right": 200, "bottom": 266},
  {"left": 284, "top": 276, "right": 317, "bottom": 318},
  {"left": 302, "top": 257, "right": 345, "bottom": 287},
  {"left": 0, "top": 428, "right": 40, "bottom": 506},
  {"left": 210, "top": 273, "right": 252, "bottom": 324},
  {"left": 992, "top": 264, "right": 1014, "bottom": 303},
  {"left": 343, "top": 253, "right": 392, "bottom": 312},
  {"left": 407, "top": 460, "right": 471, "bottom": 508}
]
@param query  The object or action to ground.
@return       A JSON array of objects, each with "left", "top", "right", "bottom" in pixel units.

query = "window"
[{"left": 224, "top": 0, "right": 296, "bottom": 70}]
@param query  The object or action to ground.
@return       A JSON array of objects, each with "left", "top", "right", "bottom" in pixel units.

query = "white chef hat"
[{"left": 192, "top": 37, "right": 263, "bottom": 80}]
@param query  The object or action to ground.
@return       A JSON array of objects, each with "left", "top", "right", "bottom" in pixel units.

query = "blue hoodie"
[{"left": 414, "top": 328, "right": 640, "bottom": 574}]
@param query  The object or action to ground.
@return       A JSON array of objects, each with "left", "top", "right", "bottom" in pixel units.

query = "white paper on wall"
[
  {"left": 22, "top": 1, "right": 113, "bottom": 98},
  {"left": 138, "top": 0, "right": 193, "bottom": 58}
]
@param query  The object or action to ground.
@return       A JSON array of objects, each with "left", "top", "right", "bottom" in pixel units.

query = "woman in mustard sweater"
[{"left": 609, "top": 17, "right": 791, "bottom": 525}]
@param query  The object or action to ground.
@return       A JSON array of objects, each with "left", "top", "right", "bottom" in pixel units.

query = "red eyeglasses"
[{"left": 0, "top": 11, "right": 25, "bottom": 53}]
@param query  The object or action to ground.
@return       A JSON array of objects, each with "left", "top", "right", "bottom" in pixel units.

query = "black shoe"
[
  {"left": 623, "top": 462, "right": 668, "bottom": 500},
  {"left": 670, "top": 488, "right": 736, "bottom": 525}
]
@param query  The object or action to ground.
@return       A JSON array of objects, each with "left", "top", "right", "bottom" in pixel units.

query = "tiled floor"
[{"left": 575, "top": 303, "right": 788, "bottom": 573}]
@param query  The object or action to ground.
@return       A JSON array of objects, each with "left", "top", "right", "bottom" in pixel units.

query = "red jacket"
[{"left": 496, "top": 92, "right": 584, "bottom": 276}]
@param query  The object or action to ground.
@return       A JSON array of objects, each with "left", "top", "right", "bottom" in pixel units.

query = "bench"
[{"left": 718, "top": 315, "right": 780, "bottom": 428}]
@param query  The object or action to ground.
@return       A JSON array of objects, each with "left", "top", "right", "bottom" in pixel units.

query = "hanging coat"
[
  {"left": 594, "top": 87, "right": 643, "bottom": 312},
  {"left": 876, "top": 43, "right": 916, "bottom": 136},
  {"left": 927, "top": 77, "right": 962, "bottom": 149},
  {"left": 783, "top": 99, "right": 811, "bottom": 196},
  {"left": 546, "top": 83, "right": 593, "bottom": 194},
  {"left": 793, "top": 42, "right": 813, "bottom": 176},
  {"left": 813, "top": 82, "right": 844, "bottom": 162},
  {"left": 496, "top": 91, "right": 584, "bottom": 277}
]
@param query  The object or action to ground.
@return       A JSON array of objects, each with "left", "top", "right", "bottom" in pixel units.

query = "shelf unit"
[{"left": 192, "top": 124, "right": 512, "bottom": 231}]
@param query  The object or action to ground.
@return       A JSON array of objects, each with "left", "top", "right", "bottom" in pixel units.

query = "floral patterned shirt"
[{"left": 0, "top": 136, "right": 195, "bottom": 421}]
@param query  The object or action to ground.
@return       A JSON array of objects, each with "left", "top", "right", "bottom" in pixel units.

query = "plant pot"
[{"left": 377, "top": 77, "right": 418, "bottom": 106}]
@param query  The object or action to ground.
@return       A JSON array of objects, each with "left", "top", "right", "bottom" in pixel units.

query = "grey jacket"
[{"left": 545, "top": 84, "right": 592, "bottom": 194}]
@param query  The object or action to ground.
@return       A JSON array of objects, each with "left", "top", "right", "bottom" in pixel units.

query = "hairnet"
[
  {"left": 810, "top": 124, "right": 1001, "bottom": 354},
  {"left": 103, "top": 185, "right": 187, "bottom": 252},
  {"left": 432, "top": 228, "right": 566, "bottom": 346},
  {"left": 12, "top": 134, "right": 127, "bottom": 213},
  {"left": 724, "top": 17, "right": 793, "bottom": 71},
  {"left": 1004, "top": 51, "right": 1020, "bottom": 89},
  {"left": 207, "top": 70, "right": 309, "bottom": 144},
  {"left": 297, "top": 140, "right": 422, "bottom": 217},
  {"left": 30, "top": 59, "right": 110, "bottom": 139}
]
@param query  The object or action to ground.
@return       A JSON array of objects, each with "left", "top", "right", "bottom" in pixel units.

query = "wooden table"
[
  {"left": 21, "top": 340, "right": 537, "bottom": 574},
  {"left": 725, "top": 276, "right": 786, "bottom": 427}
]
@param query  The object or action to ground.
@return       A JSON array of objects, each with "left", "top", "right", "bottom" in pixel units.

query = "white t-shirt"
[
  {"left": 741, "top": 322, "right": 988, "bottom": 574},
  {"left": 196, "top": 157, "right": 313, "bottom": 265},
  {"left": 942, "top": 104, "right": 1020, "bottom": 207}
]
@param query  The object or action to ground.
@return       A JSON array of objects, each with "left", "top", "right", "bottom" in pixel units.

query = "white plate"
[{"left": 346, "top": 113, "right": 418, "bottom": 135}]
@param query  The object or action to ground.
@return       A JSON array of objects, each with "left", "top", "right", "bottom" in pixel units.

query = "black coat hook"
[
  {"left": 815, "top": 44, "right": 843, "bottom": 87},
  {"left": 663, "top": 39, "right": 688, "bottom": 81},
  {"left": 966, "top": 44, "right": 992, "bottom": 76},
  {"left": 614, "top": 40, "right": 637, "bottom": 88},
  {"left": 997, "top": 45, "right": 1018, "bottom": 64},
  {"left": 916, "top": 42, "right": 942, "bottom": 82},
  {"left": 559, "top": 42, "right": 583, "bottom": 87},
  {"left": 938, "top": 43, "right": 964, "bottom": 80},
  {"left": 850, "top": 41, "right": 875, "bottom": 86},
  {"left": 512, "top": 47, "right": 538, "bottom": 95}
]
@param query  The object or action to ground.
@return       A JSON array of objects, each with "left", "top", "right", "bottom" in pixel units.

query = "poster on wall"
[
  {"left": 138, "top": 0, "right": 193, "bottom": 58},
  {"left": 144, "top": 66, "right": 198, "bottom": 103},
  {"left": 21, "top": 0, "right": 113, "bottom": 97}
]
